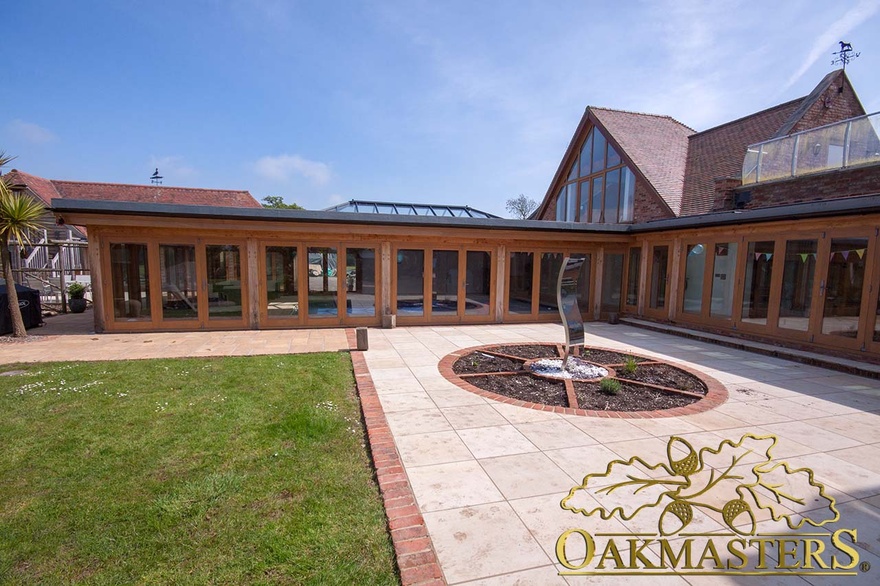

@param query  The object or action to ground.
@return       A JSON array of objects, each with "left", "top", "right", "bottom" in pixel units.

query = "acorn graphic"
[
  {"left": 722, "top": 498, "right": 757, "bottom": 535},
  {"left": 667, "top": 437, "right": 699, "bottom": 477},
  {"left": 659, "top": 500, "right": 693, "bottom": 535}
]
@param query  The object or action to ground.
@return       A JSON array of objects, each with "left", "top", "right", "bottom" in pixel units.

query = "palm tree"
[{"left": 1, "top": 152, "right": 46, "bottom": 337}]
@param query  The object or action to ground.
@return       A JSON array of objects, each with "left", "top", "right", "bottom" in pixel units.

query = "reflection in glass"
[
  {"left": 265, "top": 246, "right": 298, "bottom": 318},
  {"left": 591, "top": 176, "right": 603, "bottom": 223},
  {"left": 579, "top": 130, "right": 594, "bottom": 177},
  {"left": 683, "top": 244, "right": 706, "bottom": 314},
  {"left": 592, "top": 130, "right": 606, "bottom": 173},
  {"left": 508, "top": 252, "right": 533, "bottom": 314},
  {"left": 649, "top": 246, "right": 669, "bottom": 309},
  {"left": 432, "top": 250, "right": 459, "bottom": 316},
  {"left": 206, "top": 245, "right": 242, "bottom": 320},
  {"left": 579, "top": 181, "right": 590, "bottom": 222},
  {"left": 601, "top": 253, "right": 624, "bottom": 313},
  {"left": 620, "top": 168, "right": 636, "bottom": 222},
  {"left": 821, "top": 238, "right": 868, "bottom": 338},
  {"left": 308, "top": 247, "right": 337, "bottom": 317},
  {"left": 539, "top": 253, "right": 564, "bottom": 313},
  {"left": 566, "top": 183, "right": 577, "bottom": 221},
  {"left": 710, "top": 243, "right": 738, "bottom": 318},
  {"left": 555, "top": 187, "right": 566, "bottom": 222},
  {"left": 346, "top": 248, "right": 376, "bottom": 317},
  {"left": 607, "top": 143, "right": 621, "bottom": 167},
  {"left": 778, "top": 240, "right": 817, "bottom": 331},
  {"left": 110, "top": 243, "right": 151, "bottom": 320},
  {"left": 604, "top": 168, "right": 620, "bottom": 224},
  {"left": 160, "top": 244, "right": 198, "bottom": 320},
  {"left": 741, "top": 241, "right": 774, "bottom": 325},
  {"left": 626, "top": 247, "right": 641, "bottom": 306},
  {"left": 466, "top": 251, "right": 491, "bottom": 316},
  {"left": 397, "top": 249, "right": 425, "bottom": 316},
  {"left": 576, "top": 254, "right": 591, "bottom": 316}
]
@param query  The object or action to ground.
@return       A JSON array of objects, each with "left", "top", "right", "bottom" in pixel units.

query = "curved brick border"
[
  {"left": 346, "top": 330, "right": 446, "bottom": 585},
  {"left": 438, "top": 343, "right": 728, "bottom": 419}
]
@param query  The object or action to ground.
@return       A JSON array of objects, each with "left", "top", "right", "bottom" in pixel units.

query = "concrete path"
[{"left": 363, "top": 323, "right": 880, "bottom": 585}]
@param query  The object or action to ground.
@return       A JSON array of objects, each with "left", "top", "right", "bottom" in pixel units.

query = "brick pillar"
[{"left": 712, "top": 177, "right": 743, "bottom": 211}]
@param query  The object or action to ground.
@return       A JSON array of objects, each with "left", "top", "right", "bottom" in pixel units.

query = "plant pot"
[{"left": 69, "top": 298, "right": 88, "bottom": 313}]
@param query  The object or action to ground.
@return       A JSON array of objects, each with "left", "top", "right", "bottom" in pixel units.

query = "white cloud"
[
  {"left": 784, "top": 0, "right": 880, "bottom": 90},
  {"left": 326, "top": 193, "right": 346, "bottom": 206},
  {"left": 254, "top": 154, "right": 331, "bottom": 186},
  {"left": 7, "top": 119, "right": 57, "bottom": 144},
  {"left": 149, "top": 156, "right": 198, "bottom": 182}
]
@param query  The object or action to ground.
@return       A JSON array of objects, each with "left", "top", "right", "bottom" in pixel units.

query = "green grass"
[{"left": 0, "top": 354, "right": 398, "bottom": 585}]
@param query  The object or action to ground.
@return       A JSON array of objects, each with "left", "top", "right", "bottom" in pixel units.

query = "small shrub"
[
  {"left": 600, "top": 378, "right": 622, "bottom": 395},
  {"left": 621, "top": 356, "right": 639, "bottom": 376},
  {"left": 67, "top": 282, "right": 87, "bottom": 299}
]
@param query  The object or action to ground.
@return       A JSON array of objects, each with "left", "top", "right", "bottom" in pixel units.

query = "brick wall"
[
  {"left": 736, "top": 164, "right": 880, "bottom": 209},
  {"left": 790, "top": 74, "right": 865, "bottom": 134},
  {"left": 712, "top": 177, "right": 744, "bottom": 211}
]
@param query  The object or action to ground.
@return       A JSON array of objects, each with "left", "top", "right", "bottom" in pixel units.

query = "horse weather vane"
[{"left": 832, "top": 41, "right": 860, "bottom": 71}]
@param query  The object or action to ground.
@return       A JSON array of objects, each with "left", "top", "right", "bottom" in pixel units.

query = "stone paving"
[{"left": 363, "top": 323, "right": 880, "bottom": 585}]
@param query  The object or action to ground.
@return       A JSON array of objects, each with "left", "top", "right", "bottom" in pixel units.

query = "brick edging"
[
  {"left": 350, "top": 350, "right": 446, "bottom": 586},
  {"left": 437, "top": 344, "right": 728, "bottom": 419}
]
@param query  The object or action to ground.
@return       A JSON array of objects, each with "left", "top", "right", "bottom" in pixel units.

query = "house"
[{"left": 48, "top": 69, "right": 880, "bottom": 359}]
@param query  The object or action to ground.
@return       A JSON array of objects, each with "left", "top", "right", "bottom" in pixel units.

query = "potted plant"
[{"left": 67, "top": 282, "right": 88, "bottom": 313}]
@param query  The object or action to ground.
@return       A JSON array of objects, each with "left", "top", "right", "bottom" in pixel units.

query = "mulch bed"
[
  {"left": 486, "top": 344, "right": 559, "bottom": 359},
  {"left": 573, "top": 381, "right": 699, "bottom": 411},
  {"left": 453, "top": 352, "right": 523, "bottom": 374},
  {"left": 581, "top": 349, "right": 651, "bottom": 365},
  {"left": 463, "top": 372, "right": 568, "bottom": 407},
  {"left": 615, "top": 363, "right": 707, "bottom": 394}
]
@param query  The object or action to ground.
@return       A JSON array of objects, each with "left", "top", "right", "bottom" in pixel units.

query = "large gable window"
[{"left": 556, "top": 126, "right": 635, "bottom": 223}]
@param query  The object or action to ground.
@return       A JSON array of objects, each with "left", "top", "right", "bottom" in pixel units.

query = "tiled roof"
[
  {"left": 679, "top": 99, "right": 804, "bottom": 216},
  {"left": 591, "top": 108, "right": 694, "bottom": 216},
  {"left": 2, "top": 169, "right": 62, "bottom": 206}
]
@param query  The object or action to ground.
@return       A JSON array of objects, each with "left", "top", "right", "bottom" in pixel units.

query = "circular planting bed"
[{"left": 438, "top": 343, "right": 727, "bottom": 418}]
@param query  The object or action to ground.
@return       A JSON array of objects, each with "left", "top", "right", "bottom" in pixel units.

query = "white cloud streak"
[
  {"left": 7, "top": 119, "right": 57, "bottom": 144},
  {"left": 785, "top": 0, "right": 880, "bottom": 90},
  {"left": 149, "top": 155, "right": 198, "bottom": 182},
  {"left": 254, "top": 154, "right": 332, "bottom": 186}
]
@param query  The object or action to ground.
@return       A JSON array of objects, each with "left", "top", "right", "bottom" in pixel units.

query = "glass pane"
[
  {"left": 778, "top": 240, "right": 817, "bottom": 331},
  {"left": 539, "top": 253, "right": 564, "bottom": 314},
  {"left": 683, "top": 244, "right": 707, "bottom": 314},
  {"left": 346, "top": 248, "right": 376, "bottom": 317},
  {"left": 579, "top": 130, "right": 593, "bottom": 177},
  {"left": 567, "top": 161, "right": 577, "bottom": 181},
  {"left": 757, "top": 139, "right": 794, "bottom": 182},
  {"left": 265, "top": 246, "right": 298, "bottom": 318},
  {"left": 607, "top": 142, "right": 621, "bottom": 167},
  {"left": 307, "top": 247, "right": 337, "bottom": 318},
  {"left": 576, "top": 254, "right": 591, "bottom": 316},
  {"left": 397, "top": 249, "right": 424, "bottom": 316},
  {"left": 601, "top": 253, "right": 624, "bottom": 313},
  {"left": 604, "top": 168, "right": 620, "bottom": 224},
  {"left": 795, "top": 124, "right": 848, "bottom": 176},
  {"left": 620, "top": 167, "right": 635, "bottom": 222},
  {"left": 649, "top": 246, "right": 668, "bottom": 310},
  {"left": 465, "top": 251, "right": 491, "bottom": 316},
  {"left": 578, "top": 181, "right": 590, "bottom": 222},
  {"left": 821, "top": 238, "right": 868, "bottom": 338},
  {"left": 160, "top": 244, "right": 197, "bottom": 320},
  {"left": 592, "top": 130, "right": 606, "bottom": 173},
  {"left": 709, "top": 242, "right": 738, "bottom": 318},
  {"left": 847, "top": 114, "right": 880, "bottom": 169},
  {"left": 508, "top": 252, "right": 533, "bottom": 315},
  {"left": 555, "top": 187, "right": 566, "bottom": 222},
  {"left": 110, "top": 243, "right": 151, "bottom": 321},
  {"left": 626, "top": 247, "right": 641, "bottom": 306},
  {"left": 591, "top": 176, "right": 603, "bottom": 223},
  {"left": 206, "top": 245, "right": 242, "bottom": 320},
  {"left": 566, "top": 183, "right": 577, "bottom": 221},
  {"left": 741, "top": 241, "right": 774, "bottom": 325},
  {"left": 742, "top": 147, "right": 759, "bottom": 185},
  {"left": 432, "top": 250, "right": 459, "bottom": 316}
]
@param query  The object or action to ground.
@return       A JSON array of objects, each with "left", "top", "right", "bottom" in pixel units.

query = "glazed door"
[{"left": 813, "top": 234, "right": 873, "bottom": 350}]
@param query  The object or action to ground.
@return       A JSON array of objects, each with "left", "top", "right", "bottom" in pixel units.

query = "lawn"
[{"left": 0, "top": 353, "right": 398, "bottom": 585}]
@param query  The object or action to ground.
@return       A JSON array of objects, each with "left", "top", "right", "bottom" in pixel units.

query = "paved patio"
[{"left": 363, "top": 323, "right": 880, "bottom": 585}]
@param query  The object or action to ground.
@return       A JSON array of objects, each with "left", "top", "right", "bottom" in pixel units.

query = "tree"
[
  {"left": 262, "top": 195, "right": 304, "bottom": 210},
  {"left": 506, "top": 194, "right": 537, "bottom": 219},
  {"left": 1, "top": 153, "right": 46, "bottom": 337}
]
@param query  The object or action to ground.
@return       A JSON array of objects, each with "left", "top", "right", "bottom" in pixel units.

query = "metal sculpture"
[{"left": 557, "top": 254, "right": 587, "bottom": 368}]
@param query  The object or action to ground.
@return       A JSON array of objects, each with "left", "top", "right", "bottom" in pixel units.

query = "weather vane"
[
  {"left": 150, "top": 168, "right": 163, "bottom": 185},
  {"left": 832, "top": 41, "right": 860, "bottom": 71}
]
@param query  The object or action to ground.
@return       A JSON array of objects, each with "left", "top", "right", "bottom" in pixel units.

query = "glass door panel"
[
  {"left": 465, "top": 251, "right": 491, "bottom": 316},
  {"left": 432, "top": 250, "right": 459, "bottom": 316},
  {"left": 576, "top": 253, "right": 592, "bottom": 316},
  {"left": 778, "top": 239, "right": 817, "bottom": 332},
  {"left": 601, "top": 253, "right": 624, "bottom": 313},
  {"left": 160, "top": 244, "right": 198, "bottom": 321},
  {"left": 539, "top": 253, "right": 564, "bottom": 314},
  {"left": 308, "top": 247, "right": 338, "bottom": 318},
  {"left": 345, "top": 248, "right": 376, "bottom": 318},
  {"left": 741, "top": 241, "right": 775, "bottom": 326},
  {"left": 649, "top": 245, "right": 669, "bottom": 310},
  {"left": 682, "top": 243, "right": 706, "bottom": 314},
  {"left": 206, "top": 245, "right": 243, "bottom": 320},
  {"left": 265, "top": 246, "right": 298, "bottom": 319},
  {"left": 820, "top": 238, "right": 868, "bottom": 339},
  {"left": 709, "top": 242, "right": 738, "bottom": 318},
  {"left": 110, "top": 243, "right": 151, "bottom": 321},
  {"left": 625, "top": 247, "right": 640, "bottom": 307},
  {"left": 397, "top": 249, "right": 425, "bottom": 317},
  {"left": 508, "top": 252, "right": 533, "bottom": 315}
]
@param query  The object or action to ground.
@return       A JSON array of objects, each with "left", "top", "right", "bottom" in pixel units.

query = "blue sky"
[{"left": 5, "top": 0, "right": 880, "bottom": 216}]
